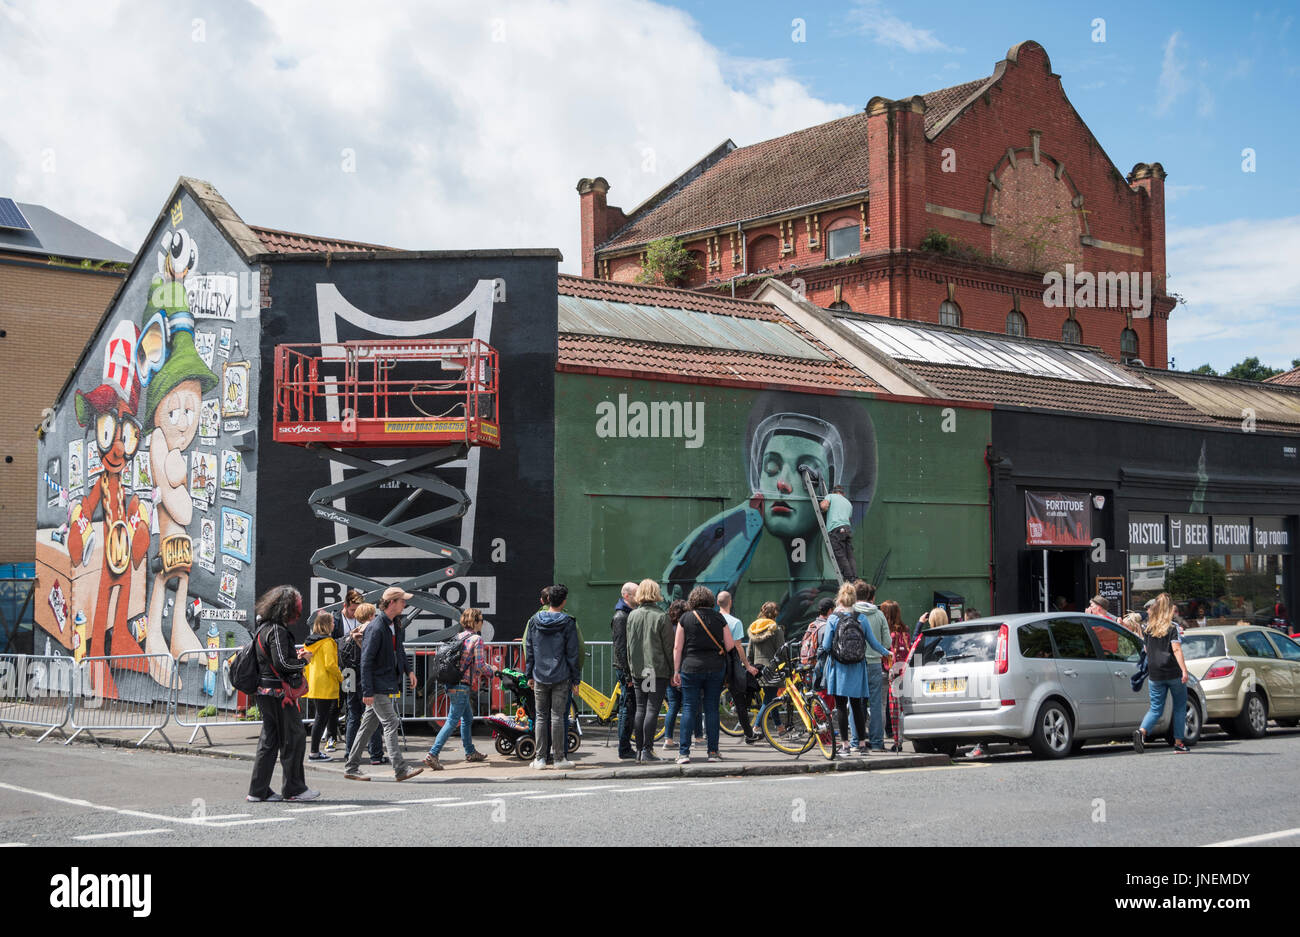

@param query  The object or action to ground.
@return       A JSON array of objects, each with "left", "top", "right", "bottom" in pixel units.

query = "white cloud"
[
  {"left": 1156, "top": 32, "right": 1187, "bottom": 115},
  {"left": 846, "top": 1, "right": 951, "bottom": 53},
  {"left": 0, "top": 0, "right": 852, "bottom": 273},
  {"left": 1166, "top": 216, "right": 1300, "bottom": 371},
  {"left": 1164, "top": 183, "right": 1205, "bottom": 203}
]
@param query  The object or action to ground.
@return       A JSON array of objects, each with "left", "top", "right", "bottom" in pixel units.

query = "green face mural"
[{"left": 554, "top": 375, "right": 991, "bottom": 640}]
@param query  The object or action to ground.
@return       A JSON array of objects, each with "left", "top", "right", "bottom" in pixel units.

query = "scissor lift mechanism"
[{"left": 272, "top": 338, "right": 500, "bottom": 621}]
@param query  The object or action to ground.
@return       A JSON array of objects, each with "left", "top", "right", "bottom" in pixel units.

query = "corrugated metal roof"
[
  {"left": 839, "top": 315, "right": 1148, "bottom": 388},
  {"left": 558, "top": 294, "right": 828, "bottom": 361},
  {"left": 1140, "top": 371, "right": 1300, "bottom": 426}
]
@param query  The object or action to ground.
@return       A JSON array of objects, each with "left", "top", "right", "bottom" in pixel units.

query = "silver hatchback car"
[{"left": 900, "top": 613, "right": 1207, "bottom": 758}]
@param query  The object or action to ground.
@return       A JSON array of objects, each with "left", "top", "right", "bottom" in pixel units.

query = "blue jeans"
[
  {"left": 429, "top": 685, "right": 476, "bottom": 757},
  {"left": 866, "top": 664, "right": 885, "bottom": 749},
  {"left": 679, "top": 668, "right": 724, "bottom": 756},
  {"left": 1140, "top": 678, "right": 1187, "bottom": 739},
  {"left": 665, "top": 681, "right": 704, "bottom": 742}
]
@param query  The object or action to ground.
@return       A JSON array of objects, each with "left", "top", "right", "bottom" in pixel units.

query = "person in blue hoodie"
[{"left": 525, "top": 584, "right": 582, "bottom": 770}]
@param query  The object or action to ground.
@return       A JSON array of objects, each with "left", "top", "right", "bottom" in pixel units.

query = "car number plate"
[{"left": 926, "top": 678, "right": 967, "bottom": 694}]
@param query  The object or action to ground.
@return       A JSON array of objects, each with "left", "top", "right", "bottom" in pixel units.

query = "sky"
[{"left": 1, "top": 0, "right": 1295, "bottom": 373}]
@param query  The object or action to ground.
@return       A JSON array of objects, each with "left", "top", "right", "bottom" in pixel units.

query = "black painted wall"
[{"left": 254, "top": 252, "right": 559, "bottom": 641}]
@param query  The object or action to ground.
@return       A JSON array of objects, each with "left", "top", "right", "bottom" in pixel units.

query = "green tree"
[
  {"left": 1164, "top": 557, "right": 1227, "bottom": 604},
  {"left": 635, "top": 236, "right": 697, "bottom": 287},
  {"left": 1190, "top": 363, "right": 1218, "bottom": 376},
  {"left": 1223, "top": 356, "right": 1283, "bottom": 382}
]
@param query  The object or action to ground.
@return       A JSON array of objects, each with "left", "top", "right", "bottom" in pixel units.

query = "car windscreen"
[
  {"left": 916, "top": 626, "right": 1000, "bottom": 666},
  {"left": 1179, "top": 633, "right": 1225, "bottom": 660}
]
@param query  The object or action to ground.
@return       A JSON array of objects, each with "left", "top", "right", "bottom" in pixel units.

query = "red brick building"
[{"left": 577, "top": 40, "right": 1173, "bottom": 369}]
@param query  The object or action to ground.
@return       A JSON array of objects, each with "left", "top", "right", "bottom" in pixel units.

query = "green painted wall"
[{"left": 554, "top": 373, "right": 991, "bottom": 640}]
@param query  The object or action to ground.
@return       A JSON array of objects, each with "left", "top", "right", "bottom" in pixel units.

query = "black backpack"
[
  {"left": 831, "top": 612, "right": 867, "bottom": 664},
  {"left": 228, "top": 625, "right": 268, "bottom": 694},
  {"left": 431, "top": 633, "right": 469, "bottom": 686}
]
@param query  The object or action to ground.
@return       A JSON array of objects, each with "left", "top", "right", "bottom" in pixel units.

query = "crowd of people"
[{"left": 243, "top": 569, "right": 1207, "bottom": 799}]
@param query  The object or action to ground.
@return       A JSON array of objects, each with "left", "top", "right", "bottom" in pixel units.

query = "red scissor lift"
[{"left": 272, "top": 338, "right": 500, "bottom": 627}]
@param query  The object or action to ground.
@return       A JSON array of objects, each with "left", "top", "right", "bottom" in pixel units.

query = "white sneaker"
[
  {"left": 286, "top": 789, "right": 320, "bottom": 802},
  {"left": 555, "top": 759, "right": 575, "bottom": 769},
  {"left": 530, "top": 757, "right": 547, "bottom": 770}
]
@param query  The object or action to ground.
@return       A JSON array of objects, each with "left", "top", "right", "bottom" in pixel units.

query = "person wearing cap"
[
  {"left": 66, "top": 320, "right": 152, "bottom": 686},
  {"left": 819, "top": 484, "right": 856, "bottom": 582},
  {"left": 343, "top": 586, "right": 423, "bottom": 782},
  {"left": 1086, "top": 595, "right": 1117, "bottom": 622},
  {"left": 136, "top": 236, "right": 219, "bottom": 684}
]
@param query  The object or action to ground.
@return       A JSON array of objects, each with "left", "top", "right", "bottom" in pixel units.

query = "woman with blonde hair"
[
  {"left": 820, "top": 581, "right": 869, "bottom": 754},
  {"left": 1134, "top": 592, "right": 1190, "bottom": 754},
  {"left": 303, "top": 610, "right": 344, "bottom": 762},
  {"left": 626, "top": 578, "right": 672, "bottom": 762}
]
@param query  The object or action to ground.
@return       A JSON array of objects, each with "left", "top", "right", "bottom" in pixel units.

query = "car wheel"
[
  {"left": 1234, "top": 692, "right": 1268, "bottom": 739},
  {"left": 1028, "top": 700, "right": 1073, "bottom": 759},
  {"left": 1167, "top": 698, "right": 1201, "bottom": 747}
]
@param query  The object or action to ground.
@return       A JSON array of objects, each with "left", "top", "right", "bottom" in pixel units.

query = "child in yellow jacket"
[{"left": 303, "top": 611, "right": 344, "bottom": 761}]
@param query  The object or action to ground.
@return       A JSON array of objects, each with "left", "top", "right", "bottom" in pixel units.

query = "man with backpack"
[
  {"left": 342, "top": 587, "right": 423, "bottom": 782},
  {"left": 423, "top": 608, "right": 494, "bottom": 770},
  {"left": 852, "top": 580, "right": 893, "bottom": 753}
]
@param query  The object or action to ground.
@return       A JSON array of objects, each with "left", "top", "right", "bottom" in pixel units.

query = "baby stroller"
[{"left": 489, "top": 667, "right": 579, "bottom": 760}]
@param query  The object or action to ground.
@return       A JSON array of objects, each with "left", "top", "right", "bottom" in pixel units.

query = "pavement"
[{"left": 4, "top": 718, "right": 950, "bottom": 780}]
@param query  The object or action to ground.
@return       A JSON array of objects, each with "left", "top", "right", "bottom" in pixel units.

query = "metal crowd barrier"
[
  {"left": 172, "top": 646, "right": 255, "bottom": 746},
  {"left": 67, "top": 653, "right": 175, "bottom": 749},
  {"left": 0, "top": 653, "right": 75, "bottom": 743}
]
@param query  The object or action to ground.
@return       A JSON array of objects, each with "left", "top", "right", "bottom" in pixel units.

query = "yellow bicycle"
[{"left": 757, "top": 646, "right": 836, "bottom": 760}]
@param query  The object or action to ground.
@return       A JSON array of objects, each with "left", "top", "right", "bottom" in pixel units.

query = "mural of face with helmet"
[{"left": 748, "top": 413, "right": 844, "bottom": 541}]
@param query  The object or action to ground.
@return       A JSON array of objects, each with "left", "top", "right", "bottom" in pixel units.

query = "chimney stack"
[{"left": 578, "top": 177, "right": 614, "bottom": 279}]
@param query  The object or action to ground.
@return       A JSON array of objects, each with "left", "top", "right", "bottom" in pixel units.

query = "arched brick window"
[
  {"left": 939, "top": 300, "right": 962, "bottom": 327},
  {"left": 1121, "top": 327, "right": 1139, "bottom": 363},
  {"left": 1006, "top": 311, "right": 1027, "bottom": 337},
  {"left": 748, "top": 235, "right": 780, "bottom": 273},
  {"left": 829, "top": 300, "right": 852, "bottom": 311},
  {"left": 1062, "top": 315, "right": 1082, "bottom": 344}
]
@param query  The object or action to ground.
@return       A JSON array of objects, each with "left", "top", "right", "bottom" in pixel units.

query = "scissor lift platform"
[
  {"left": 272, "top": 339, "right": 499, "bottom": 448},
  {"left": 271, "top": 338, "right": 500, "bottom": 625}
]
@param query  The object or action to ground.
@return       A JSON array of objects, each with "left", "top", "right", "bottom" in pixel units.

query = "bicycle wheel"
[
  {"left": 807, "top": 693, "right": 836, "bottom": 761},
  {"left": 719, "top": 687, "right": 744, "bottom": 737},
  {"left": 653, "top": 700, "right": 667, "bottom": 742},
  {"left": 761, "top": 696, "right": 813, "bottom": 755}
]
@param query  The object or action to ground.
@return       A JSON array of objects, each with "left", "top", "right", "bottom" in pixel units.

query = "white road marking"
[
  {"left": 564, "top": 785, "right": 618, "bottom": 792},
  {"left": 321, "top": 807, "right": 406, "bottom": 817},
  {"left": 0, "top": 780, "right": 222, "bottom": 827},
  {"left": 872, "top": 764, "right": 988, "bottom": 775},
  {"left": 287, "top": 804, "right": 361, "bottom": 812},
  {"left": 601, "top": 785, "right": 673, "bottom": 793},
  {"left": 524, "top": 792, "right": 591, "bottom": 800},
  {"left": 434, "top": 800, "right": 505, "bottom": 808},
  {"left": 483, "top": 790, "right": 545, "bottom": 797},
  {"left": 74, "top": 828, "right": 172, "bottom": 841},
  {"left": 392, "top": 797, "right": 459, "bottom": 804},
  {"left": 198, "top": 813, "right": 253, "bottom": 821},
  {"left": 202, "top": 818, "right": 297, "bottom": 827},
  {"left": 0, "top": 843, "right": 30, "bottom": 847},
  {"left": 1202, "top": 827, "right": 1300, "bottom": 847},
  {"left": 684, "top": 780, "right": 743, "bottom": 787}
]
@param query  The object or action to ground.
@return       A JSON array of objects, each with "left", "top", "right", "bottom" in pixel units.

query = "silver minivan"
[{"left": 900, "top": 613, "right": 1206, "bottom": 758}]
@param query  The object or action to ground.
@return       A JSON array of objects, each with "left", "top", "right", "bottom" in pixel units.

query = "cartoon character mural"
[
  {"left": 663, "top": 392, "right": 877, "bottom": 632},
  {"left": 65, "top": 320, "right": 153, "bottom": 695},
  {"left": 137, "top": 228, "right": 219, "bottom": 685}
]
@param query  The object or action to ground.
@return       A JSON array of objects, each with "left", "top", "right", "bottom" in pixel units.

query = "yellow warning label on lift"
[
  {"left": 384, "top": 419, "right": 466, "bottom": 434},
  {"left": 480, "top": 422, "right": 499, "bottom": 438}
]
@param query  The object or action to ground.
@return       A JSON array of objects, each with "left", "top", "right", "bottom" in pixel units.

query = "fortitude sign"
[{"left": 1026, "top": 490, "right": 1092, "bottom": 547}]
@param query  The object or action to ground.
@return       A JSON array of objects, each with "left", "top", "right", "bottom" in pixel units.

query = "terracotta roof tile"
[
  {"left": 599, "top": 75, "right": 993, "bottom": 252},
  {"left": 558, "top": 334, "right": 878, "bottom": 392},
  {"left": 902, "top": 362, "right": 1217, "bottom": 426},
  {"left": 1266, "top": 366, "right": 1300, "bottom": 387},
  {"left": 248, "top": 225, "right": 397, "bottom": 255},
  {"left": 556, "top": 276, "right": 879, "bottom": 392},
  {"left": 558, "top": 273, "right": 780, "bottom": 321}
]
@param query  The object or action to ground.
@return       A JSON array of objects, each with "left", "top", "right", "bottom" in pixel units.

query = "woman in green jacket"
[{"left": 626, "top": 578, "right": 673, "bottom": 763}]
